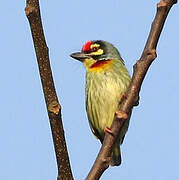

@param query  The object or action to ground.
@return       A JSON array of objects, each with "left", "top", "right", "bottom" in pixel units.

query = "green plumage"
[{"left": 71, "top": 40, "right": 131, "bottom": 166}]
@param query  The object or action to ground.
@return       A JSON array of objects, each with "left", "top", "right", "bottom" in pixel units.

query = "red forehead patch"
[{"left": 82, "top": 40, "right": 92, "bottom": 52}]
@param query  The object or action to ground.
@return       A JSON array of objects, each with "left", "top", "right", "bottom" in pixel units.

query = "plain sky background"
[{"left": 1, "top": 0, "right": 179, "bottom": 180}]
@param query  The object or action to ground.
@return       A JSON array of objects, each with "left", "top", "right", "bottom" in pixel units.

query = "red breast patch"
[
  {"left": 82, "top": 40, "right": 92, "bottom": 52},
  {"left": 90, "top": 60, "right": 111, "bottom": 69}
]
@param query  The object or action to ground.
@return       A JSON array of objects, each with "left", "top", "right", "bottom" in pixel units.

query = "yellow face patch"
[
  {"left": 89, "top": 43, "right": 104, "bottom": 56},
  {"left": 90, "top": 43, "right": 100, "bottom": 49},
  {"left": 83, "top": 58, "right": 97, "bottom": 69},
  {"left": 91, "top": 48, "right": 104, "bottom": 56}
]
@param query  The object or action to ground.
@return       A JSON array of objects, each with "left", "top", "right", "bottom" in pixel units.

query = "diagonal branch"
[
  {"left": 86, "top": 0, "right": 177, "bottom": 179},
  {"left": 25, "top": 1, "right": 74, "bottom": 180}
]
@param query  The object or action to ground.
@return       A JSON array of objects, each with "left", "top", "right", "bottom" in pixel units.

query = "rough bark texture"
[
  {"left": 25, "top": 1, "right": 74, "bottom": 180},
  {"left": 86, "top": 0, "right": 177, "bottom": 179}
]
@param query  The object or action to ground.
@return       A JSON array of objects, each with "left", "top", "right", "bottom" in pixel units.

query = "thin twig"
[
  {"left": 86, "top": 0, "right": 177, "bottom": 179},
  {"left": 25, "top": 1, "right": 74, "bottom": 180}
]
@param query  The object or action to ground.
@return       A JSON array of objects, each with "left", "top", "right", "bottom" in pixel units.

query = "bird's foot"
[{"left": 105, "top": 127, "right": 113, "bottom": 135}]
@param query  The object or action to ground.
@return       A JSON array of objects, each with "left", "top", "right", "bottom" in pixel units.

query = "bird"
[{"left": 70, "top": 40, "right": 131, "bottom": 166}]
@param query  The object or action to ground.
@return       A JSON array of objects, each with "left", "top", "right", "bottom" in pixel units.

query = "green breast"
[{"left": 85, "top": 59, "right": 131, "bottom": 141}]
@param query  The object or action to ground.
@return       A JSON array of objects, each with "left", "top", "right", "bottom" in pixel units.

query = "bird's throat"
[
  {"left": 90, "top": 60, "right": 112, "bottom": 69},
  {"left": 83, "top": 58, "right": 113, "bottom": 72}
]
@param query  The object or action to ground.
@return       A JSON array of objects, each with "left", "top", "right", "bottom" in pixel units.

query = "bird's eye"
[{"left": 92, "top": 47, "right": 98, "bottom": 51}]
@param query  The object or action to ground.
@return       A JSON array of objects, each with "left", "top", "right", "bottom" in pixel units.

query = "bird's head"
[{"left": 70, "top": 40, "right": 124, "bottom": 71}]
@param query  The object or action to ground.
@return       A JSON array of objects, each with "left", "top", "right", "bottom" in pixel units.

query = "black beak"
[{"left": 70, "top": 52, "right": 90, "bottom": 62}]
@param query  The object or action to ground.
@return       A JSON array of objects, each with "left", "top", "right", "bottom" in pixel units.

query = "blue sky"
[{"left": 1, "top": 1, "right": 179, "bottom": 180}]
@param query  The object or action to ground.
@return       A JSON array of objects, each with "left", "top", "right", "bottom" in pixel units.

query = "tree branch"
[
  {"left": 25, "top": 1, "right": 74, "bottom": 180},
  {"left": 86, "top": 0, "right": 177, "bottom": 179}
]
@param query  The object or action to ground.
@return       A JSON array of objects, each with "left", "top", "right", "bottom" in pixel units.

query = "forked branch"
[
  {"left": 86, "top": 0, "right": 177, "bottom": 179},
  {"left": 25, "top": 0, "right": 74, "bottom": 180}
]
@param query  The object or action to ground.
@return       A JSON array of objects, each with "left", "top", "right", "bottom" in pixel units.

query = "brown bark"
[{"left": 25, "top": 1, "right": 74, "bottom": 180}]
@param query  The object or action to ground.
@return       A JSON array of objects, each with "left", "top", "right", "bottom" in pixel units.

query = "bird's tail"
[{"left": 110, "top": 145, "right": 121, "bottom": 166}]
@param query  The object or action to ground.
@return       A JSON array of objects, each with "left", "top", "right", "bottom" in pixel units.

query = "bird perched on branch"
[{"left": 70, "top": 40, "right": 131, "bottom": 166}]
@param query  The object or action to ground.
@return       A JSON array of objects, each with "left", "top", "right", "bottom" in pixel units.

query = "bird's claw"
[{"left": 105, "top": 127, "right": 113, "bottom": 135}]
